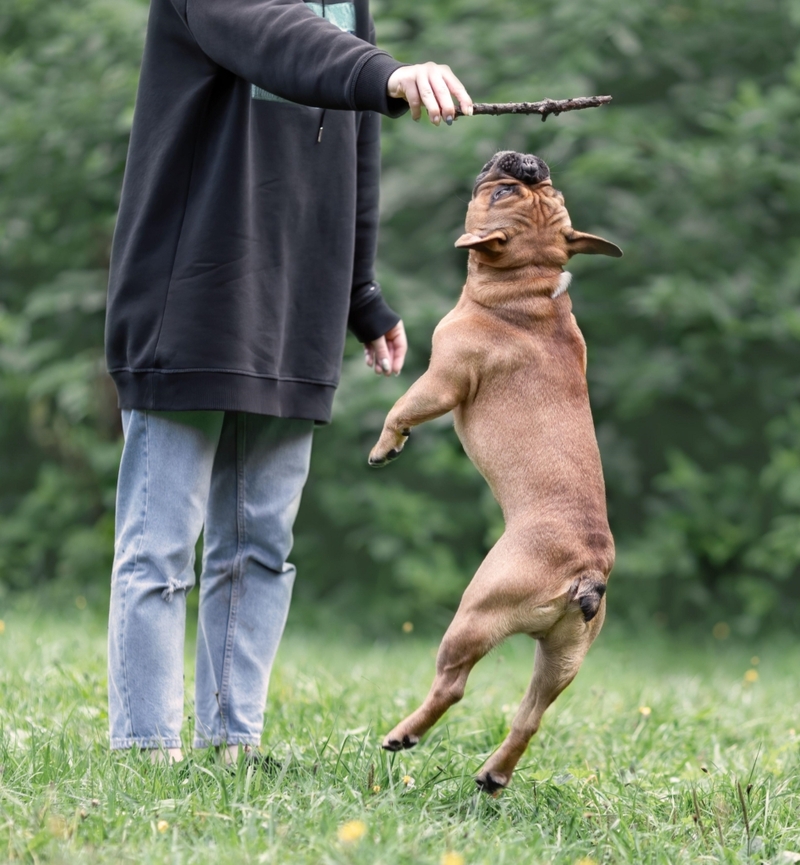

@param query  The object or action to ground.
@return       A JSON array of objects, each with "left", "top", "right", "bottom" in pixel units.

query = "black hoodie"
[{"left": 105, "top": 0, "right": 408, "bottom": 422}]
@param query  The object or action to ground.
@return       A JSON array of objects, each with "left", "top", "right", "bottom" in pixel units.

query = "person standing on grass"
[{"left": 104, "top": 0, "right": 472, "bottom": 763}]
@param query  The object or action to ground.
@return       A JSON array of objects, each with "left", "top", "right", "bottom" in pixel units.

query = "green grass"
[{"left": 1, "top": 599, "right": 799, "bottom": 864}]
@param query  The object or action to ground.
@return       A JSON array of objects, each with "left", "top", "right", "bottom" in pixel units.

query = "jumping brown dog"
[{"left": 368, "top": 152, "right": 623, "bottom": 793}]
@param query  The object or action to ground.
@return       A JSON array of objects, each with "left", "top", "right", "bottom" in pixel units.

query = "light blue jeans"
[{"left": 108, "top": 410, "right": 313, "bottom": 750}]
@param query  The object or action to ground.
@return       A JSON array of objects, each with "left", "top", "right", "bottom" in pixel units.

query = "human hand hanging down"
[
  {"left": 365, "top": 321, "right": 407, "bottom": 377},
  {"left": 387, "top": 63, "right": 473, "bottom": 125}
]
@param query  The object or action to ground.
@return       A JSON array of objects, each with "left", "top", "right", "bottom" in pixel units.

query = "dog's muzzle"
[{"left": 474, "top": 151, "right": 550, "bottom": 191}]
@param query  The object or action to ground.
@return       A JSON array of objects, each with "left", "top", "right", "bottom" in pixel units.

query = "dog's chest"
[{"left": 480, "top": 314, "right": 585, "bottom": 386}]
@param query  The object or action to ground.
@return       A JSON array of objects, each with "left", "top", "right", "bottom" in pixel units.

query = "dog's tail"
[{"left": 568, "top": 572, "right": 607, "bottom": 622}]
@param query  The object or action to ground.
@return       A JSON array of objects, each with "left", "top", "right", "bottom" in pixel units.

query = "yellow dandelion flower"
[
  {"left": 47, "top": 815, "right": 70, "bottom": 839},
  {"left": 0, "top": 620, "right": 5, "bottom": 634},
  {"left": 402, "top": 621, "right": 414, "bottom": 633},
  {"left": 441, "top": 853, "right": 465, "bottom": 865},
  {"left": 574, "top": 858, "right": 598, "bottom": 865},
  {"left": 638, "top": 706, "right": 652, "bottom": 717},
  {"left": 372, "top": 784, "right": 381, "bottom": 793},
  {"left": 712, "top": 622, "right": 730, "bottom": 640},
  {"left": 744, "top": 669, "right": 759, "bottom": 683},
  {"left": 402, "top": 775, "right": 415, "bottom": 788},
  {"left": 157, "top": 819, "right": 169, "bottom": 833},
  {"left": 337, "top": 820, "right": 367, "bottom": 844}
]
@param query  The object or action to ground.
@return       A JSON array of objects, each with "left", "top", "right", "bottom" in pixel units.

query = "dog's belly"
[{"left": 453, "top": 375, "right": 613, "bottom": 569}]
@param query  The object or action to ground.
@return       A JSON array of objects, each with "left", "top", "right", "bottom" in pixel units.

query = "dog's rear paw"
[
  {"left": 381, "top": 732, "right": 419, "bottom": 751},
  {"left": 475, "top": 770, "right": 509, "bottom": 796}
]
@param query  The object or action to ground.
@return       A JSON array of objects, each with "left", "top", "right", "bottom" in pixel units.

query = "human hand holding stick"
[{"left": 386, "top": 62, "right": 611, "bottom": 126}]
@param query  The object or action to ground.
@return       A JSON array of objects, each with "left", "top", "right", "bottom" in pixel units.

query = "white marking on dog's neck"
[{"left": 551, "top": 271, "right": 572, "bottom": 299}]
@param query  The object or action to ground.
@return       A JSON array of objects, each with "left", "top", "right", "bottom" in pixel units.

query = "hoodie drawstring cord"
[{"left": 316, "top": 0, "right": 326, "bottom": 143}]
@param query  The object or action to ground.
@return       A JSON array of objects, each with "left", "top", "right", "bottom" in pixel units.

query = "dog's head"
[{"left": 456, "top": 151, "right": 622, "bottom": 268}]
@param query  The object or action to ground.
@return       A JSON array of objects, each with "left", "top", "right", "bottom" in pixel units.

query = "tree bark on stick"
[{"left": 454, "top": 95, "right": 612, "bottom": 121}]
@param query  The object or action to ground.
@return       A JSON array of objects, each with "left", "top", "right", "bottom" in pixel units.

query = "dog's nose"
[{"left": 475, "top": 151, "right": 550, "bottom": 189}]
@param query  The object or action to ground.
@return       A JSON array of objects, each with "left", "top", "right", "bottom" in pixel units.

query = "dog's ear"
[
  {"left": 455, "top": 230, "right": 506, "bottom": 251},
  {"left": 565, "top": 230, "right": 623, "bottom": 258}
]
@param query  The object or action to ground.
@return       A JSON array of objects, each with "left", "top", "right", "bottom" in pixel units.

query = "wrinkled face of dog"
[{"left": 456, "top": 152, "right": 623, "bottom": 268}]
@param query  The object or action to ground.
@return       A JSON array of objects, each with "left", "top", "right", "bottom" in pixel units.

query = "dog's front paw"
[
  {"left": 368, "top": 447, "right": 401, "bottom": 468},
  {"left": 368, "top": 428, "right": 410, "bottom": 468}
]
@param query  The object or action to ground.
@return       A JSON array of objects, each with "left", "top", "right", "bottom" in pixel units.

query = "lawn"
[{"left": 0, "top": 598, "right": 799, "bottom": 864}]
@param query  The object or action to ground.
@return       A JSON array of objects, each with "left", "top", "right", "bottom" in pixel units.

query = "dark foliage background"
[{"left": 2, "top": 0, "right": 800, "bottom": 636}]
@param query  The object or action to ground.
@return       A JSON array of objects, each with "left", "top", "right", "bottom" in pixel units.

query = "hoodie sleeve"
[
  {"left": 184, "top": 0, "right": 408, "bottom": 116},
  {"left": 347, "top": 107, "right": 400, "bottom": 343},
  {"left": 346, "top": 15, "right": 402, "bottom": 344}
]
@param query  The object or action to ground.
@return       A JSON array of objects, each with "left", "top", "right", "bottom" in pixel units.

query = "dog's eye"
[{"left": 491, "top": 185, "right": 516, "bottom": 203}]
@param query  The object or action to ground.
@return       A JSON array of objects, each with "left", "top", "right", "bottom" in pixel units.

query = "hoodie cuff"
[
  {"left": 352, "top": 52, "right": 410, "bottom": 117},
  {"left": 348, "top": 282, "right": 401, "bottom": 343}
]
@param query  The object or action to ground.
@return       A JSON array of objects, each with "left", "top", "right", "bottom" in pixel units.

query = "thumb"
[{"left": 370, "top": 336, "right": 391, "bottom": 376}]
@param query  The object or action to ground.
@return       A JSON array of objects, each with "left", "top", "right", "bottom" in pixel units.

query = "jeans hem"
[
  {"left": 192, "top": 735, "right": 262, "bottom": 748},
  {"left": 110, "top": 737, "right": 183, "bottom": 750}
]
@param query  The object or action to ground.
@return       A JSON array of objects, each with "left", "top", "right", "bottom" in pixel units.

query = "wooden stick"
[{"left": 453, "top": 95, "right": 612, "bottom": 122}]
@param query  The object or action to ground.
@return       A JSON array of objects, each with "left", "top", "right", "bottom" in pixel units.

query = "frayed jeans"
[{"left": 108, "top": 410, "right": 313, "bottom": 750}]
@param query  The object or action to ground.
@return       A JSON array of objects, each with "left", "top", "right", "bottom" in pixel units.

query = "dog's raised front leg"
[
  {"left": 368, "top": 365, "right": 467, "bottom": 467},
  {"left": 475, "top": 595, "right": 606, "bottom": 794}
]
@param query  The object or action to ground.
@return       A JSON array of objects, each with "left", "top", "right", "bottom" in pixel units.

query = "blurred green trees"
[
  {"left": 2, "top": 0, "right": 800, "bottom": 635},
  {"left": 0, "top": 0, "right": 144, "bottom": 586}
]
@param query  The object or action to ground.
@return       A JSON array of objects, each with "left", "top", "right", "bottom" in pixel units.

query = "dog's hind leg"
[
  {"left": 381, "top": 535, "right": 536, "bottom": 751},
  {"left": 382, "top": 608, "right": 499, "bottom": 751},
  {"left": 381, "top": 535, "right": 563, "bottom": 752},
  {"left": 475, "top": 593, "right": 606, "bottom": 793}
]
